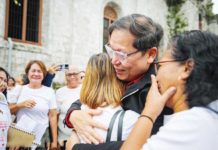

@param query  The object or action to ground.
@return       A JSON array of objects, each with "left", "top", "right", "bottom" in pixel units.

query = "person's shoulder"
[
  {"left": 11, "top": 84, "right": 23, "bottom": 93},
  {"left": 56, "top": 86, "right": 67, "bottom": 92},
  {"left": 164, "top": 108, "right": 217, "bottom": 132},
  {"left": 76, "top": 85, "right": 82, "bottom": 91},
  {"left": 41, "top": 85, "right": 55, "bottom": 93}
]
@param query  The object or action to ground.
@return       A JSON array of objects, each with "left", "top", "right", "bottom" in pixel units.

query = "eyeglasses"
[
  {"left": 153, "top": 59, "right": 185, "bottom": 73},
  {"left": 66, "top": 71, "right": 85, "bottom": 77},
  {"left": 104, "top": 44, "right": 140, "bottom": 64},
  {"left": 66, "top": 72, "right": 80, "bottom": 77}
]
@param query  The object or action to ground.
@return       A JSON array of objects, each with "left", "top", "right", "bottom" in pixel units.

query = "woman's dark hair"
[
  {"left": 0, "top": 67, "right": 9, "bottom": 81},
  {"left": 169, "top": 30, "right": 218, "bottom": 107},
  {"left": 0, "top": 67, "right": 10, "bottom": 97},
  {"left": 108, "top": 14, "right": 163, "bottom": 52},
  {"left": 8, "top": 76, "right": 16, "bottom": 86}
]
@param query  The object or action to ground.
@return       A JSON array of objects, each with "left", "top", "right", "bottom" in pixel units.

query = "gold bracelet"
[{"left": 138, "top": 115, "right": 154, "bottom": 124}]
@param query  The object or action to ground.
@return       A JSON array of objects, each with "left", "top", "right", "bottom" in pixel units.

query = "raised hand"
[
  {"left": 142, "top": 75, "right": 176, "bottom": 122},
  {"left": 47, "top": 64, "right": 60, "bottom": 75}
]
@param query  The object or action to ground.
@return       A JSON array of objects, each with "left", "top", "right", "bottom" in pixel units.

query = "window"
[
  {"left": 5, "top": 0, "right": 42, "bottom": 45},
  {"left": 103, "top": 6, "right": 117, "bottom": 51}
]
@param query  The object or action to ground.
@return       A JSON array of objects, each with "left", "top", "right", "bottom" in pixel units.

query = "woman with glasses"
[{"left": 121, "top": 30, "right": 218, "bottom": 150}]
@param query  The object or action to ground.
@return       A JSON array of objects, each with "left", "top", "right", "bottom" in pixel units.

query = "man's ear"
[
  {"left": 180, "top": 59, "right": 194, "bottom": 80},
  {"left": 147, "top": 47, "right": 157, "bottom": 64}
]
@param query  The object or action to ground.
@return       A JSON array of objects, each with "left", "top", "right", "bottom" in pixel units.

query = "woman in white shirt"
[
  {"left": 121, "top": 30, "right": 218, "bottom": 150},
  {"left": 10, "top": 60, "right": 58, "bottom": 149}
]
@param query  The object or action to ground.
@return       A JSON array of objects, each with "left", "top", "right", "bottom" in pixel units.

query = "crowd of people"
[
  {"left": 0, "top": 62, "right": 84, "bottom": 150},
  {"left": 0, "top": 13, "right": 218, "bottom": 150}
]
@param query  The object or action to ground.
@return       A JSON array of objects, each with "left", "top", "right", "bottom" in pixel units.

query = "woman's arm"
[
  {"left": 9, "top": 100, "right": 36, "bottom": 114},
  {"left": 121, "top": 114, "right": 154, "bottom": 150},
  {"left": 121, "top": 75, "right": 176, "bottom": 150},
  {"left": 49, "top": 109, "right": 58, "bottom": 149}
]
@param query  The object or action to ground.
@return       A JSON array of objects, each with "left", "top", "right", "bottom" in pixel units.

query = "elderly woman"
[
  {"left": 121, "top": 30, "right": 218, "bottom": 150},
  {"left": 10, "top": 60, "right": 57, "bottom": 149}
]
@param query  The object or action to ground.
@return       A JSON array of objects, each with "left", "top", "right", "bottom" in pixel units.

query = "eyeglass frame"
[
  {"left": 65, "top": 72, "right": 81, "bottom": 77},
  {"left": 153, "top": 59, "right": 186, "bottom": 73},
  {"left": 104, "top": 44, "right": 140, "bottom": 64}
]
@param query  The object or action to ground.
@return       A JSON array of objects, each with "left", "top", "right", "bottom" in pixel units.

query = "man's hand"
[
  {"left": 70, "top": 109, "right": 107, "bottom": 144},
  {"left": 66, "top": 131, "right": 80, "bottom": 150},
  {"left": 143, "top": 75, "right": 176, "bottom": 121}
]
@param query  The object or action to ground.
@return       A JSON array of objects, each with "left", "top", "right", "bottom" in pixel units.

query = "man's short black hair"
[{"left": 109, "top": 14, "right": 163, "bottom": 52}]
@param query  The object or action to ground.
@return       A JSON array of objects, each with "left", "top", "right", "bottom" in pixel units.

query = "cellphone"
[{"left": 59, "top": 64, "right": 69, "bottom": 71}]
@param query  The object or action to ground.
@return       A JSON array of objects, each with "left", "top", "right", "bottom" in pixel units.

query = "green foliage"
[
  {"left": 166, "top": 0, "right": 186, "bottom": 7},
  {"left": 167, "top": 0, "right": 188, "bottom": 37},
  {"left": 202, "top": 1, "right": 215, "bottom": 22},
  {"left": 52, "top": 82, "right": 65, "bottom": 90},
  {"left": 204, "top": 1, "right": 214, "bottom": 17}
]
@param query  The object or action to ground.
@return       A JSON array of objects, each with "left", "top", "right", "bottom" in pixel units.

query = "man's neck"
[{"left": 126, "top": 74, "right": 145, "bottom": 87}]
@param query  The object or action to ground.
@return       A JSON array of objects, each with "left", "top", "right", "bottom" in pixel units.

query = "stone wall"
[{"left": 0, "top": 0, "right": 217, "bottom": 83}]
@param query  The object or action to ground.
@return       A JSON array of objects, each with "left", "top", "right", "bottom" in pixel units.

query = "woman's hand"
[
  {"left": 143, "top": 75, "right": 176, "bottom": 122},
  {"left": 50, "top": 142, "right": 58, "bottom": 150},
  {"left": 70, "top": 109, "right": 107, "bottom": 144},
  {"left": 17, "top": 100, "right": 36, "bottom": 109}
]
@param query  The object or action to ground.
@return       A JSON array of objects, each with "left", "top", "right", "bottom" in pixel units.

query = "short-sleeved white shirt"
[
  {"left": 80, "top": 105, "right": 139, "bottom": 143},
  {"left": 7, "top": 84, "right": 22, "bottom": 104},
  {"left": 16, "top": 85, "right": 57, "bottom": 127},
  {"left": 0, "top": 93, "right": 11, "bottom": 149},
  {"left": 56, "top": 86, "right": 81, "bottom": 143},
  {"left": 142, "top": 101, "right": 218, "bottom": 150}
]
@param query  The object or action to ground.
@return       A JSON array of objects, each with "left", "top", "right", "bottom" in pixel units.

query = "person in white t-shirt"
[
  {"left": 66, "top": 53, "right": 139, "bottom": 150},
  {"left": 121, "top": 31, "right": 218, "bottom": 150},
  {"left": 9, "top": 60, "right": 58, "bottom": 149},
  {"left": 56, "top": 66, "right": 81, "bottom": 148},
  {"left": 0, "top": 67, "right": 11, "bottom": 149}
]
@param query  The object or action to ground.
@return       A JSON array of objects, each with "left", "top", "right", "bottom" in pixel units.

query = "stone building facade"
[{"left": 0, "top": 0, "right": 217, "bottom": 82}]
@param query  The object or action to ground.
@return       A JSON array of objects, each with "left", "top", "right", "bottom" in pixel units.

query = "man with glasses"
[
  {"left": 64, "top": 14, "right": 172, "bottom": 150},
  {"left": 56, "top": 66, "right": 81, "bottom": 149}
]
